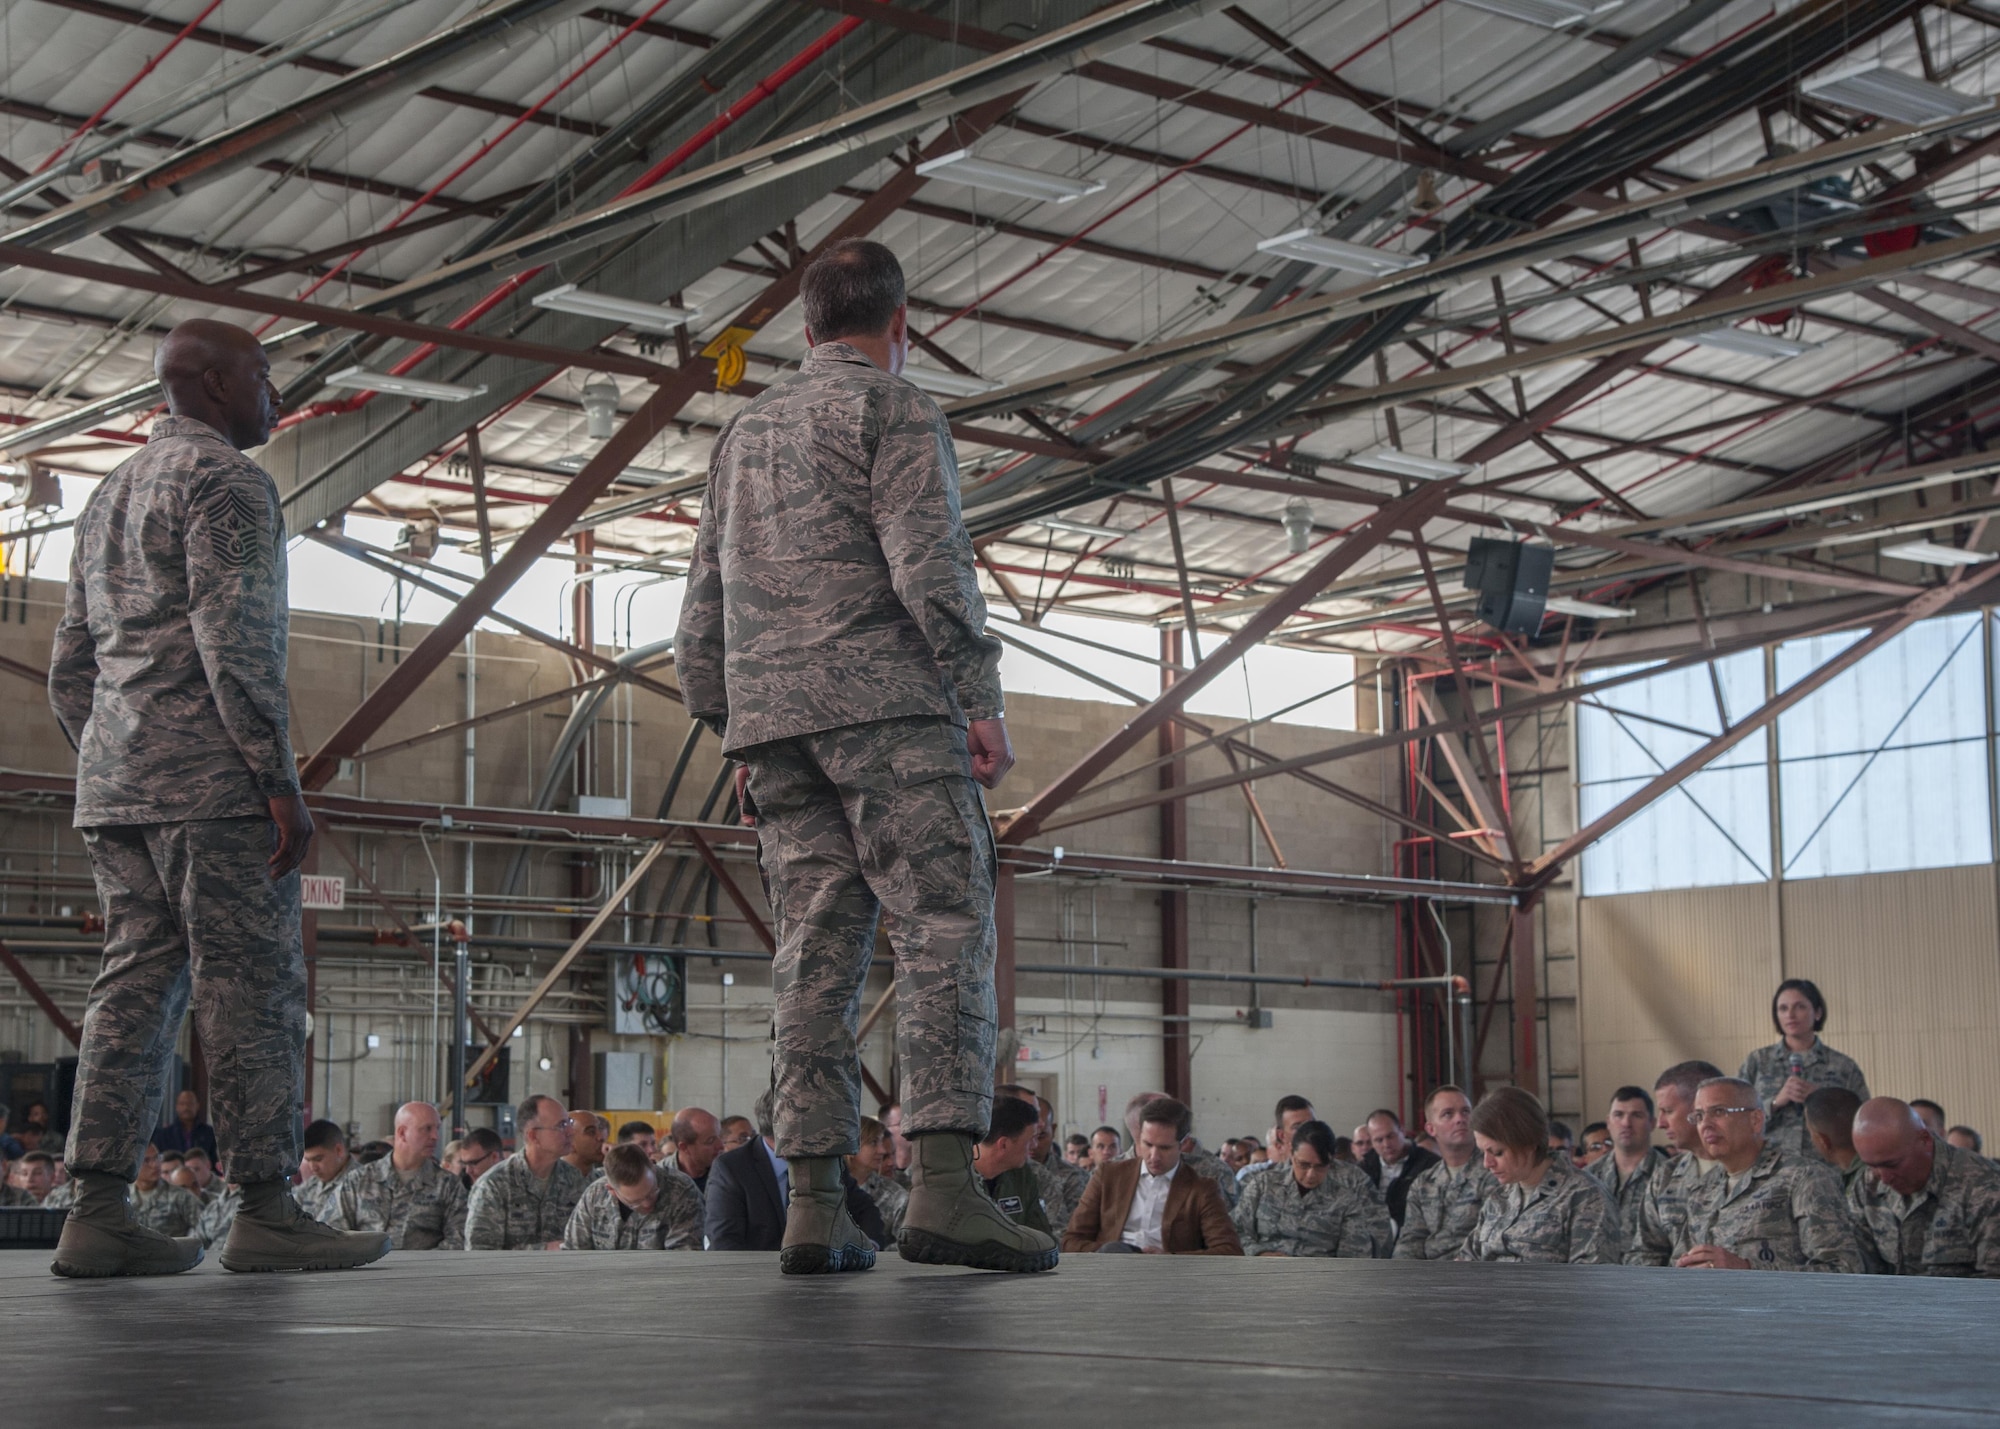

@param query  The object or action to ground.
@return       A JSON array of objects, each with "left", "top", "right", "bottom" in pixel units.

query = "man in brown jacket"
[{"left": 1062, "top": 1097, "right": 1242, "bottom": 1256}]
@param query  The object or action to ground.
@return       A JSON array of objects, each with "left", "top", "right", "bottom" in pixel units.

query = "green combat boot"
[
  {"left": 899, "top": 1132, "right": 1060, "bottom": 1273},
  {"left": 780, "top": 1156, "right": 878, "bottom": 1275},
  {"left": 50, "top": 1171, "right": 204, "bottom": 1278},
  {"left": 219, "top": 1180, "right": 391, "bottom": 1273}
]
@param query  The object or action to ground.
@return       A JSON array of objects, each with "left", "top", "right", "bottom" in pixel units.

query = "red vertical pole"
[{"left": 1159, "top": 627, "right": 1191, "bottom": 1105}]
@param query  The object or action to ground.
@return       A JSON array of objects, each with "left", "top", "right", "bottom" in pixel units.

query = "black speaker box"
[{"left": 1463, "top": 538, "right": 1553, "bottom": 636}]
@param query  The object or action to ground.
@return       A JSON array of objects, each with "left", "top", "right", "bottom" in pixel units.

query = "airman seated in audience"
[
  {"left": 456, "top": 1128, "right": 504, "bottom": 1188},
  {"left": 616, "top": 1121, "right": 659, "bottom": 1160},
  {"left": 296, "top": 1119, "right": 354, "bottom": 1219},
  {"left": 1805, "top": 1087, "right": 1865, "bottom": 1195},
  {"left": 1910, "top": 1099, "right": 1948, "bottom": 1142},
  {"left": 975, "top": 1096, "right": 1051, "bottom": 1236},
  {"left": 1088, "top": 1126, "right": 1122, "bottom": 1169},
  {"left": 562, "top": 1143, "right": 704, "bottom": 1251},
  {"left": 1576, "top": 1123, "right": 1611, "bottom": 1168},
  {"left": 1626, "top": 1060, "right": 1724, "bottom": 1267},
  {"left": 1588, "top": 1087, "right": 1665, "bottom": 1243},
  {"left": 1233, "top": 1120, "right": 1390, "bottom": 1258},
  {"left": 565, "top": 1113, "right": 608, "bottom": 1182},
  {"left": 1849, "top": 1097, "right": 2000, "bottom": 1278},
  {"left": 322, "top": 1102, "right": 467, "bottom": 1250},
  {"left": 669, "top": 1108, "right": 725, "bottom": 1196},
  {"left": 1459, "top": 1088, "right": 1615, "bottom": 1264},
  {"left": 1947, "top": 1126, "right": 1984, "bottom": 1156},
  {"left": 1396, "top": 1085, "right": 1497, "bottom": 1262}
]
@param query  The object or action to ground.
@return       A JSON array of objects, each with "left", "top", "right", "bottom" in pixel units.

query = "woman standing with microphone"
[{"left": 1739, "top": 979, "right": 1870, "bottom": 1162}]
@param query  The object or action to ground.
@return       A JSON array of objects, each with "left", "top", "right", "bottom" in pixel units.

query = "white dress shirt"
[{"left": 1121, "top": 1160, "right": 1179, "bottom": 1250}]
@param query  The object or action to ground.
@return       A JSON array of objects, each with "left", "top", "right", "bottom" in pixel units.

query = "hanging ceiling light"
[
  {"left": 579, "top": 376, "right": 622, "bottom": 440},
  {"left": 1038, "top": 515, "right": 1130, "bottom": 540},
  {"left": 914, "top": 149, "right": 1107, "bottom": 204},
  {"left": 903, "top": 365, "right": 1004, "bottom": 398},
  {"left": 1881, "top": 539, "right": 1996, "bottom": 566},
  {"left": 531, "top": 283, "right": 701, "bottom": 330},
  {"left": 324, "top": 367, "right": 486, "bottom": 401},
  {"left": 1254, "top": 229, "right": 1429, "bottom": 277},
  {"left": 1347, "top": 447, "right": 1476, "bottom": 480},
  {"left": 1451, "top": 0, "right": 1624, "bottom": 28},
  {"left": 1683, "top": 327, "right": 1821, "bottom": 360},
  {"left": 1801, "top": 60, "right": 1985, "bottom": 126},
  {"left": 1282, "top": 497, "right": 1314, "bottom": 555},
  {"left": 1545, "top": 595, "right": 1635, "bottom": 618}
]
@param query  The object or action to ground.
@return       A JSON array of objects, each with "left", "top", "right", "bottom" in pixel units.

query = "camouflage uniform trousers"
[
  {"left": 321, "top": 1155, "right": 467, "bottom": 1250},
  {"left": 1394, "top": 1158, "right": 1497, "bottom": 1260},
  {"left": 1847, "top": 1139, "right": 2000, "bottom": 1277},
  {"left": 1676, "top": 1141, "right": 1865, "bottom": 1272},
  {"left": 68, "top": 817, "right": 305, "bottom": 1186},
  {"left": 1233, "top": 1160, "right": 1392, "bottom": 1257},
  {"left": 561, "top": 1167, "right": 705, "bottom": 1250},
  {"left": 863, "top": 1172, "right": 908, "bottom": 1240},
  {"left": 746, "top": 716, "right": 998, "bottom": 1158},
  {"left": 465, "top": 1152, "right": 587, "bottom": 1249},
  {"left": 1625, "top": 1151, "right": 1716, "bottom": 1266},
  {"left": 1457, "top": 1159, "right": 1617, "bottom": 1264}
]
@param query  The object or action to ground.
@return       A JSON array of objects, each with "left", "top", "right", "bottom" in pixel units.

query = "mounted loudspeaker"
[{"left": 1462, "top": 538, "right": 1553, "bottom": 636}]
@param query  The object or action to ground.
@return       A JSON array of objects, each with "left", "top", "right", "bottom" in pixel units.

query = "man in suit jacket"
[
  {"left": 1359, "top": 1108, "right": 1441, "bottom": 1227},
  {"left": 704, "top": 1108, "right": 789, "bottom": 1252},
  {"left": 1061, "top": 1096, "right": 1242, "bottom": 1256}
]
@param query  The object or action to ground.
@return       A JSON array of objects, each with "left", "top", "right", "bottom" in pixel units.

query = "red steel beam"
[{"left": 0, "top": 939, "right": 82, "bottom": 1046}]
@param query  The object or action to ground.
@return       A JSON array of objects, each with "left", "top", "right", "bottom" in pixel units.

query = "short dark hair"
[
  {"left": 604, "top": 1143, "right": 655, "bottom": 1187},
  {"left": 20, "top": 1149, "right": 54, "bottom": 1167},
  {"left": 982, "top": 1097, "right": 1039, "bottom": 1145},
  {"left": 1911, "top": 1098, "right": 1946, "bottom": 1122},
  {"left": 1365, "top": 1108, "right": 1402, "bottom": 1129},
  {"left": 183, "top": 1146, "right": 211, "bottom": 1166},
  {"left": 356, "top": 1139, "right": 391, "bottom": 1164},
  {"left": 1291, "top": 1120, "right": 1338, "bottom": 1164},
  {"left": 1471, "top": 1087, "right": 1551, "bottom": 1160},
  {"left": 1610, "top": 1085, "right": 1655, "bottom": 1116},
  {"left": 1655, "top": 1060, "right": 1725, "bottom": 1099},
  {"left": 1138, "top": 1096, "right": 1192, "bottom": 1140},
  {"left": 720, "top": 1115, "right": 753, "bottom": 1133},
  {"left": 1804, "top": 1087, "right": 1862, "bottom": 1147},
  {"left": 1091, "top": 1125, "right": 1121, "bottom": 1142},
  {"left": 1331, "top": 1135, "right": 1355, "bottom": 1162},
  {"left": 1772, "top": 978, "right": 1828, "bottom": 1035},
  {"left": 1065, "top": 1133, "right": 1089, "bottom": 1150},
  {"left": 1581, "top": 1122, "right": 1608, "bottom": 1139},
  {"left": 617, "top": 1120, "right": 654, "bottom": 1142},
  {"left": 1274, "top": 1094, "right": 1313, "bottom": 1120},
  {"left": 1547, "top": 1120, "right": 1575, "bottom": 1147},
  {"left": 159, "top": 1150, "right": 185, "bottom": 1167},
  {"left": 1423, "top": 1084, "right": 1467, "bottom": 1115},
  {"left": 302, "top": 1119, "right": 345, "bottom": 1152},
  {"left": 515, "top": 1094, "right": 556, "bottom": 1131},
  {"left": 800, "top": 239, "right": 905, "bottom": 342},
  {"left": 1948, "top": 1125, "right": 1984, "bottom": 1153},
  {"left": 463, "top": 1127, "right": 504, "bottom": 1157}
]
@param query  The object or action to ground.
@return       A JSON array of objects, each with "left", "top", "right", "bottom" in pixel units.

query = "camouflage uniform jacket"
[
  {"left": 1587, "top": 1146, "right": 1668, "bottom": 1245},
  {"left": 1394, "top": 1157, "right": 1496, "bottom": 1261},
  {"left": 195, "top": 1186, "right": 241, "bottom": 1249},
  {"left": 1233, "top": 1161, "right": 1392, "bottom": 1258},
  {"left": 1181, "top": 1140, "right": 1240, "bottom": 1211},
  {"left": 1848, "top": 1139, "right": 2000, "bottom": 1278},
  {"left": 561, "top": 1167, "right": 704, "bottom": 1250},
  {"left": 294, "top": 1163, "right": 355, "bottom": 1222},
  {"left": 863, "top": 1172, "right": 908, "bottom": 1240},
  {"left": 1678, "top": 1140, "right": 1865, "bottom": 1272},
  {"left": 1625, "top": 1151, "right": 1715, "bottom": 1265},
  {"left": 322, "top": 1155, "right": 468, "bottom": 1250},
  {"left": 675, "top": 341, "right": 1003, "bottom": 754},
  {"left": 1739, "top": 1039, "right": 1870, "bottom": 1162},
  {"left": 465, "top": 1153, "right": 586, "bottom": 1250},
  {"left": 1458, "top": 1159, "right": 1617, "bottom": 1264},
  {"left": 49, "top": 415, "right": 300, "bottom": 826},
  {"left": 0, "top": 1183, "right": 38, "bottom": 1208}
]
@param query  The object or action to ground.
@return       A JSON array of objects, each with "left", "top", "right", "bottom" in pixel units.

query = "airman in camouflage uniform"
[
  {"left": 1233, "top": 1160, "right": 1391, "bottom": 1257},
  {"left": 1031, "top": 1154, "right": 1083, "bottom": 1231},
  {"left": 1, "top": 1180, "right": 38, "bottom": 1209},
  {"left": 1739, "top": 1038, "right": 1869, "bottom": 1163},
  {"left": 677, "top": 242, "right": 1054, "bottom": 1277},
  {"left": 1180, "top": 1139, "right": 1240, "bottom": 1211},
  {"left": 1625, "top": 1152, "right": 1717, "bottom": 1265},
  {"left": 294, "top": 1166, "right": 353, "bottom": 1222},
  {"left": 194, "top": 1185, "right": 242, "bottom": 1250},
  {"left": 1458, "top": 1160, "right": 1617, "bottom": 1264},
  {"left": 1587, "top": 1144, "right": 1668, "bottom": 1245},
  {"left": 465, "top": 1151, "right": 587, "bottom": 1250},
  {"left": 561, "top": 1165, "right": 704, "bottom": 1250},
  {"left": 863, "top": 1172, "right": 908, "bottom": 1240},
  {"left": 1394, "top": 1158, "right": 1497, "bottom": 1260},
  {"left": 1849, "top": 1097, "right": 2000, "bottom": 1277},
  {"left": 1676, "top": 1140, "right": 1863, "bottom": 1271},
  {"left": 321, "top": 1154, "right": 468, "bottom": 1251}
]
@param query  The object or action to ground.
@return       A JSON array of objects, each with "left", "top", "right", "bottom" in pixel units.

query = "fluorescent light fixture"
[
  {"left": 1451, "top": 0, "right": 1624, "bottom": 29},
  {"left": 553, "top": 455, "right": 682, "bottom": 485},
  {"left": 324, "top": 366, "right": 486, "bottom": 401},
  {"left": 1545, "top": 595, "right": 1635, "bottom": 618},
  {"left": 1882, "top": 539, "right": 1996, "bottom": 567},
  {"left": 1038, "top": 516, "right": 1130, "bottom": 540},
  {"left": 914, "top": 149, "right": 1106, "bottom": 204},
  {"left": 1801, "top": 60, "right": 1984, "bottom": 127},
  {"left": 1683, "top": 327, "right": 1821, "bottom": 360},
  {"left": 1348, "top": 447, "right": 1476, "bottom": 480},
  {"left": 903, "top": 365, "right": 1003, "bottom": 398},
  {"left": 531, "top": 283, "right": 701, "bottom": 330},
  {"left": 1255, "top": 229, "right": 1429, "bottom": 277}
]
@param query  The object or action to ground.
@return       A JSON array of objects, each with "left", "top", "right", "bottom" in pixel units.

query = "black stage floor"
[{"left": 2, "top": 1249, "right": 1995, "bottom": 1424}]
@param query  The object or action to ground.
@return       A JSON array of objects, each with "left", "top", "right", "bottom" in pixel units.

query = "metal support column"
[
  {"left": 1159, "top": 627, "right": 1191, "bottom": 1104},
  {"left": 1510, "top": 899, "right": 1539, "bottom": 1094},
  {"left": 451, "top": 933, "right": 470, "bottom": 1139}
]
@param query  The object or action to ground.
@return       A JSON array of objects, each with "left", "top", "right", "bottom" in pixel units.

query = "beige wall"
[{"left": 1580, "top": 865, "right": 2000, "bottom": 1139}]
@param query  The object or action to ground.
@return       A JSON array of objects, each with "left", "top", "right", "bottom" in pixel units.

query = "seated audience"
[
  {"left": 1232, "top": 1120, "right": 1390, "bottom": 1258},
  {"left": 719, "top": 1115, "right": 755, "bottom": 1154},
  {"left": 562, "top": 1142, "right": 704, "bottom": 1250},
  {"left": 466, "top": 1095, "right": 586, "bottom": 1250},
  {"left": 1947, "top": 1126, "right": 1984, "bottom": 1156},
  {"left": 323, "top": 1102, "right": 467, "bottom": 1250},
  {"left": 669, "top": 1108, "right": 724, "bottom": 1196},
  {"left": 1576, "top": 1123, "right": 1611, "bottom": 1168},
  {"left": 849, "top": 1115, "right": 907, "bottom": 1240},
  {"left": 457, "top": 1127, "right": 504, "bottom": 1188},
  {"left": 975, "top": 1096, "right": 1052, "bottom": 1235},
  {"left": 1458, "top": 1087, "right": 1615, "bottom": 1264},
  {"left": 1626, "top": 1060, "right": 1725, "bottom": 1266},
  {"left": 11, "top": 1150, "right": 56, "bottom": 1203},
  {"left": 1064, "top": 1134, "right": 1092, "bottom": 1169},
  {"left": 705, "top": 1097, "right": 787, "bottom": 1252},
  {"left": 1088, "top": 1126, "right": 1123, "bottom": 1168},
  {"left": 1546, "top": 1120, "right": 1576, "bottom": 1163},
  {"left": 150, "top": 1089, "right": 218, "bottom": 1163},
  {"left": 1586, "top": 1086, "right": 1664, "bottom": 1243},
  {"left": 1673, "top": 1076, "right": 1862, "bottom": 1272},
  {"left": 1220, "top": 1139, "right": 1248, "bottom": 1175},
  {"left": 1397, "top": 1085, "right": 1496, "bottom": 1261},
  {"left": 181, "top": 1146, "right": 220, "bottom": 1201},
  {"left": 1062, "top": 1097, "right": 1242, "bottom": 1256},
  {"left": 1246, "top": 1095, "right": 1317, "bottom": 1183},
  {"left": 1021, "top": 1090, "right": 1087, "bottom": 1227},
  {"left": 1359, "top": 1107, "right": 1439, "bottom": 1229},
  {"left": 1740, "top": 978, "right": 1869, "bottom": 1163},
  {"left": 616, "top": 1121, "right": 659, "bottom": 1160},
  {"left": 296, "top": 1119, "right": 354, "bottom": 1219},
  {"left": 1332, "top": 1135, "right": 1357, "bottom": 1165},
  {"left": 99, "top": 1143, "right": 200, "bottom": 1234},
  {"left": 1243, "top": 1138, "right": 1267, "bottom": 1165},
  {"left": 195, "top": 1183, "right": 242, "bottom": 1249},
  {"left": 1121, "top": 1090, "right": 1236, "bottom": 1207},
  {"left": 1849, "top": 1097, "right": 2000, "bottom": 1277},
  {"left": 1804, "top": 1087, "right": 1865, "bottom": 1194},
  {"left": 565, "top": 1112, "right": 608, "bottom": 1182},
  {"left": 1910, "top": 1100, "right": 1948, "bottom": 1142}
]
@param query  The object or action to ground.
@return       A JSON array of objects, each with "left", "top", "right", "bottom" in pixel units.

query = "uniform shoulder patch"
[{"left": 200, "top": 473, "right": 267, "bottom": 571}]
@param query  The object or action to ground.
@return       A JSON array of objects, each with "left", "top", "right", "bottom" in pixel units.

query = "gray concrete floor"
[{"left": 1, "top": 1250, "right": 1995, "bottom": 1424}]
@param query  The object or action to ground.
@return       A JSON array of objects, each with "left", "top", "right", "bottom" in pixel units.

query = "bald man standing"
[
  {"left": 48, "top": 319, "right": 388, "bottom": 1278},
  {"left": 1849, "top": 1097, "right": 2000, "bottom": 1278}
]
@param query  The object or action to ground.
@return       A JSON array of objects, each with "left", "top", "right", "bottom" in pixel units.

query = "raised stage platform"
[{"left": 2, "top": 1250, "right": 1995, "bottom": 1423}]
